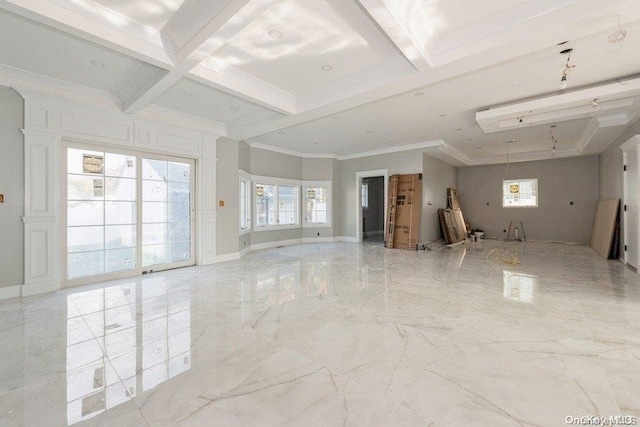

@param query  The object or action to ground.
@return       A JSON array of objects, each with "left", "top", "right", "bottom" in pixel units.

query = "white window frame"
[
  {"left": 253, "top": 175, "right": 301, "bottom": 231},
  {"left": 361, "top": 181, "right": 369, "bottom": 209},
  {"left": 303, "top": 181, "right": 332, "bottom": 228},
  {"left": 239, "top": 170, "right": 252, "bottom": 235},
  {"left": 502, "top": 178, "right": 538, "bottom": 208}
]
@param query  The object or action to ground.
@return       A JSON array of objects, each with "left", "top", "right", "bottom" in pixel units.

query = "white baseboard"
[
  {"left": 302, "top": 236, "right": 336, "bottom": 244},
  {"left": 239, "top": 245, "right": 251, "bottom": 257},
  {"left": 22, "top": 280, "right": 59, "bottom": 297},
  {"left": 0, "top": 285, "right": 22, "bottom": 301},
  {"left": 251, "top": 238, "right": 303, "bottom": 251},
  {"left": 336, "top": 236, "right": 359, "bottom": 243}
]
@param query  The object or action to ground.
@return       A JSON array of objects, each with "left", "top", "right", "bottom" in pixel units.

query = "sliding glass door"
[
  {"left": 141, "top": 158, "right": 193, "bottom": 270},
  {"left": 65, "top": 146, "right": 195, "bottom": 284}
]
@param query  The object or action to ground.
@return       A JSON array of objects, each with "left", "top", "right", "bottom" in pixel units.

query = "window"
[
  {"left": 361, "top": 182, "right": 369, "bottom": 209},
  {"left": 304, "top": 183, "right": 332, "bottom": 227},
  {"left": 66, "top": 146, "right": 195, "bottom": 283},
  {"left": 255, "top": 179, "right": 300, "bottom": 229},
  {"left": 239, "top": 171, "right": 251, "bottom": 234},
  {"left": 67, "top": 148, "right": 137, "bottom": 279},
  {"left": 503, "top": 178, "right": 538, "bottom": 208}
]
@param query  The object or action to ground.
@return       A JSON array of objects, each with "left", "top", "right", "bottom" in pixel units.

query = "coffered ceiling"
[{"left": 0, "top": 0, "right": 639, "bottom": 165}]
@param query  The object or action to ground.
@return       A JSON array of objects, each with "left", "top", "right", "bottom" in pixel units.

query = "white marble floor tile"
[{"left": 1, "top": 240, "right": 640, "bottom": 426}]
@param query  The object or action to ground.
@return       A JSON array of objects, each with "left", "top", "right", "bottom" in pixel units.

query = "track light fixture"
[
  {"left": 609, "top": 16, "right": 628, "bottom": 44},
  {"left": 559, "top": 48, "right": 575, "bottom": 90}
]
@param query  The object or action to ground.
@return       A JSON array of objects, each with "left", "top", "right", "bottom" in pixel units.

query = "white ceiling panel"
[
  {"left": 209, "top": 0, "right": 406, "bottom": 95},
  {"left": 0, "top": 10, "right": 150, "bottom": 93},
  {"left": 153, "top": 78, "right": 284, "bottom": 124},
  {"left": 89, "top": 0, "right": 188, "bottom": 31},
  {"left": 435, "top": 0, "right": 532, "bottom": 37}
]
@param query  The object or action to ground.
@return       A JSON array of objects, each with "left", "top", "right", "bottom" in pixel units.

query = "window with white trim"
[
  {"left": 503, "top": 178, "right": 538, "bottom": 208},
  {"left": 361, "top": 182, "right": 369, "bottom": 209},
  {"left": 304, "top": 183, "right": 331, "bottom": 227},
  {"left": 255, "top": 181, "right": 300, "bottom": 229},
  {"left": 239, "top": 171, "right": 251, "bottom": 234}
]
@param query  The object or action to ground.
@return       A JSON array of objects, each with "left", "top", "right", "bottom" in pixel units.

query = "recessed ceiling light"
[
  {"left": 230, "top": 106, "right": 239, "bottom": 111},
  {"left": 278, "top": 131, "right": 285, "bottom": 135},
  {"left": 454, "top": 128, "right": 463, "bottom": 131},
  {"left": 476, "top": 146, "right": 483, "bottom": 150},
  {"left": 321, "top": 65, "right": 333, "bottom": 72},
  {"left": 268, "top": 29, "right": 283, "bottom": 39},
  {"left": 182, "top": 91, "right": 193, "bottom": 97},
  {"left": 465, "top": 138, "right": 473, "bottom": 141},
  {"left": 90, "top": 60, "right": 105, "bottom": 68},
  {"left": 438, "top": 114, "right": 447, "bottom": 118},
  {"left": 414, "top": 91, "right": 424, "bottom": 97},
  {"left": 339, "top": 149, "right": 345, "bottom": 152},
  {"left": 332, "top": 116, "right": 340, "bottom": 120},
  {"left": 365, "top": 130, "right": 373, "bottom": 134}
]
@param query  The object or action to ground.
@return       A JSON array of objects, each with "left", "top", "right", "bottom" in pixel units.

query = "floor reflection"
[
  {"left": 503, "top": 271, "right": 537, "bottom": 304},
  {"left": 66, "top": 279, "right": 191, "bottom": 425}
]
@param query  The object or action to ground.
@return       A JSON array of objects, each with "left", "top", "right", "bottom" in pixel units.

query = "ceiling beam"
[
  {"left": 122, "top": 0, "right": 281, "bottom": 114},
  {"left": 356, "top": 0, "right": 431, "bottom": 72},
  {"left": 476, "top": 78, "right": 640, "bottom": 133}
]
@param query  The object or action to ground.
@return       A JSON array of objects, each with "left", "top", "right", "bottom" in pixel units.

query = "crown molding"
[{"left": 336, "top": 140, "right": 442, "bottom": 160}]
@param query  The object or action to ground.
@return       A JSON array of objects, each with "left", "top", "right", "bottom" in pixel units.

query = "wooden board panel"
[
  {"left": 452, "top": 210, "right": 467, "bottom": 240},
  {"left": 447, "top": 188, "right": 460, "bottom": 210},
  {"left": 589, "top": 199, "right": 620, "bottom": 259},
  {"left": 439, "top": 209, "right": 466, "bottom": 244}
]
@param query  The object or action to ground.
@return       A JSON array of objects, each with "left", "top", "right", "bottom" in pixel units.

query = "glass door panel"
[
  {"left": 141, "top": 158, "right": 193, "bottom": 269},
  {"left": 67, "top": 148, "right": 137, "bottom": 279}
]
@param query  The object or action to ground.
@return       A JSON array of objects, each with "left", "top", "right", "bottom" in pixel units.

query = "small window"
[
  {"left": 503, "top": 179, "right": 538, "bottom": 208},
  {"left": 304, "top": 184, "right": 331, "bottom": 227},
  {"left": 255, "top": 180, "right": 300, "bottom": 229},
  {"left": 361, "top": 182, "right": 369, "bottom": 209},
  {"left": 239, "top": 171, "right": 251, "bottom": 234}
]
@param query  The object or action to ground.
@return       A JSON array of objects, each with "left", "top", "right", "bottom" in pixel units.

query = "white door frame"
[{"left": 355, "top": 169, "right": 389, "bottom": 242}]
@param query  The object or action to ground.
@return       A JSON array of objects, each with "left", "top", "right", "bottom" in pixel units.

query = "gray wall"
[
  {"left": 0, "top": 87, "right": 24, "bottom": 289},
  {"left": 302, "top": 157, "right": 336, "bottom": 239},
  {"left": 339, "top": 149, "right": 424, "bottom": 239},
  {"left": 599, "top": 117, "right": 640, "bottom": 255},
  {"left": 250, "top": 147, "right": 303, "bottom": 179},
  {"left": 239, "top": 140, "right": 251, "bottom": 173},
  {"left": 362, "top": 177, "right": 384, "bottom": 233},
  {"left": 458, "top": 156, "right": 600, "bottom": 244},
  {"left": 422, "top": 154, "right": 458, "bottom": 243},
  {"left": 215, "top": 137, "right": 240, "bottom": 255}
]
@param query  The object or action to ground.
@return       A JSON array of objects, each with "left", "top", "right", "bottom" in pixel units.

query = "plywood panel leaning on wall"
[
  {"left": 386, "top": 174, "right": 422, "bottom": 250},
  {"left": 589, "top": 199, "right": 620, "bottom": 259}
]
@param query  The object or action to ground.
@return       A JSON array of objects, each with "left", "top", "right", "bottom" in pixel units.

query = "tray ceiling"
[{"left": 1, "top": 0, "right": 639, "bottom": 165}]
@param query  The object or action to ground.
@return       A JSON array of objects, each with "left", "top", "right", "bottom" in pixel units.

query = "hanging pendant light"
[{"left": 559, "top": 48, "right": 575, "bottom": 90}]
